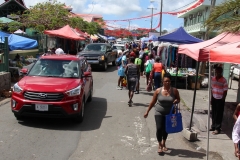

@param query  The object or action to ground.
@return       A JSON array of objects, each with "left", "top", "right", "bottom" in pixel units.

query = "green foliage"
[
  {"left": 205, "top": 0, "right": 240, "bottom": 33},
  {"left": 69, "top": 17, "right": 101, "bottom": 35},
  {"left": 7, "top": 21, "right": 23, "bottom": 33},
  {"left": 0, "top": 0, "right": 102, "bottom": 35},
  {"left": 20, "top": 0, "right": 69, "bottom": 32}
]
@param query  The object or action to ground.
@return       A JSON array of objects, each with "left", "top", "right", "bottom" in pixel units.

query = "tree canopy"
[
  {"left": 205, "top": 0, "right": 240, "bottom": 33},
  {"left": 0, "top": 0, "right": 102, "bottom": 34}
]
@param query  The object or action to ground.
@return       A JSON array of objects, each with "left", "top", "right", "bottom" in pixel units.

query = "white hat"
[{"left": 55, "top": 48, "right": 65, "bottom": 54}]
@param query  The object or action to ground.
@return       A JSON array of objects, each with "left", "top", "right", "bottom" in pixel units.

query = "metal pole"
[
  {"left": 4, "top": 37, "right": 9, "bottom": 72},
  {"left": 189, "top": 61, "right": 200, "bottom": 130},
  {"left": 150, "top": 8, "right": 153, "bottom": 32},
  {"left": 160, "top": 0, "right": 163, "bottom": 35},
  {"left": 128, "top": 20, "right": 131, "bottom": 39},
  {"left": 206, "top": 62, "right": 211, "bottom": 160}
]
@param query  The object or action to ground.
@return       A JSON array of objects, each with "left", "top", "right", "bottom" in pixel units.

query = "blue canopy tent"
[
  {"left": 0, "top": 31, "right": 38, "bottom": 50},
  {"left": 140, "top": 37, "right": 149, "bottom": 42},
  {"left": 158, "top": 27, "right": 203, "bottom": 44},
  {"left": 107, "top": 36, "right": 116, "bottom": 40}
]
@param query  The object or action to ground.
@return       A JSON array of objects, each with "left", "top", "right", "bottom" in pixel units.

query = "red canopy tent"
[
  {"left": 210, "top": 41, "right": 240, "bottom": 64},
  {"left": 75, "top": 28, "right": 89, "bottom": 38},
  {"left": 178, "top": 32, "right": 240, "bottom": 61},
  {"left": 44, "top": 25, "right": 85, "bottom": 40}
]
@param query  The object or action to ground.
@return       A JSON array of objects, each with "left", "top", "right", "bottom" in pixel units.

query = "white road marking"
[{"left": 120, "top": 116, "right": 158, "bottom": 155}]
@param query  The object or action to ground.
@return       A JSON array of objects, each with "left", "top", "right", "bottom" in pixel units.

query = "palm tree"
[{"left": 205, "top": 0, "right": 240, "bottom": 33}]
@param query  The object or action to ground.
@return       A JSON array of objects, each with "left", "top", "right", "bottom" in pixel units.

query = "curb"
[{"left": 0, "top": 98, "right": 11, "bottom": 107}]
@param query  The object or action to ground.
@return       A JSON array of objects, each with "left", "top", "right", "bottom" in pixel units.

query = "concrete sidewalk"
[{"left": 178, "top": 78, "right": 239, "bottom": 160}]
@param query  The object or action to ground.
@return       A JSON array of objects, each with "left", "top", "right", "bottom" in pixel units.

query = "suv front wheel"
[
  {"left": 102, "top": 61, "right": 108, "bottom": 71},
  {"left": 74, "top": 100, "right": 84, "bottom": 123}
]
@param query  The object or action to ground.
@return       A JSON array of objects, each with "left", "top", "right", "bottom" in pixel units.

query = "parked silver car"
[{"left": 231, "top": 64, "right": 240, "bottom": 79}]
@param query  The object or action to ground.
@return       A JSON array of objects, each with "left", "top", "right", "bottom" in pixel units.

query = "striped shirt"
[{"left": 211, "top": 76, "right": 228, "bottom": 99}]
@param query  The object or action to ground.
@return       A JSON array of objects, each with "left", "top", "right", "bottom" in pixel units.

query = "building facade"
[
  {"left": 177, "top": 0, "right": 226, "bottom": 40},
  {"left": 0, "top": 0, "right": 27, "bottom": 18}
]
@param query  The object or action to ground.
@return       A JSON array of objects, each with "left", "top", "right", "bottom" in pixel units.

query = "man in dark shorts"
[{"left": 125, "top": 57, "right": 139, "bottom": 106}]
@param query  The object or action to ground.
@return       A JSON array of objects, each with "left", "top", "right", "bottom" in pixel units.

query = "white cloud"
[
  {"left": 80, "top": 0, "right": 142, "bottom": 16},
  {"left": 0, "top": 0, "right": 199, "bottom": 16}
]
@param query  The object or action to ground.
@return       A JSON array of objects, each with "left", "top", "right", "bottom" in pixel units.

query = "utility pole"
[
  {"left": 128, "top": 20, "right": 130, "bottom": 31},
  {"left": 128, "top": 20, "right": 131, "bottom": 39},
  {"left": 148, "top": 0, "right": 157, "bottom": 33},
  {"left": 159, "top": 0, "right": 163, "bottom": 35}
]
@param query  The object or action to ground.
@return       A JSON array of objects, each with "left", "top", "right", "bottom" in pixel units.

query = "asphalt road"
[{"left": 0, "top": 64, "right": 222, "bottom": 160}]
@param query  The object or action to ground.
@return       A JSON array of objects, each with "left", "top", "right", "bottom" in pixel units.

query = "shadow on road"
[
  {"left": 164, "top": 148, "right": 206, "bottom": 159},
  {"left": 91, "top": 64, "right": 117, "bottom": 73},
  {"left": 132, "top": 103, "right": 149, "bottom": 107},
  {"left": 18, "top": 97, "right": 107, "bottom": 131},
  {"left": 140, "top": 92, "right": 154, "bottom": 96}
]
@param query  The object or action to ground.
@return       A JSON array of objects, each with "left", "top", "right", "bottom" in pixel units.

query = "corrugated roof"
[
  {"left": 0, "top": 17, "right": 14, "bottom": 23},
  {"left": 0, "top": 0, "right": 27, "bottom": 9}
]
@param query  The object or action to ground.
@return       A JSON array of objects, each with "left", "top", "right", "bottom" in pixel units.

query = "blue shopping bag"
[{"left": 165, "top": 104, "right": 183, "bottom": 134}]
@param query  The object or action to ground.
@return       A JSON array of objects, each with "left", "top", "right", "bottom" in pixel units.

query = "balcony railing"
[{"left": 184, "top": 23, "right": 206, "bottom": 33}]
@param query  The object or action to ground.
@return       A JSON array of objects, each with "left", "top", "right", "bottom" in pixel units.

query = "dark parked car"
[{"left": 78, "top": 43, "right": 118, "bottom": 71}]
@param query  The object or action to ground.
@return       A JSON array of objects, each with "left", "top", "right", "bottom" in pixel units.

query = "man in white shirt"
[{"left": 232, "top": 116, "right": 240, "bottom": 159}]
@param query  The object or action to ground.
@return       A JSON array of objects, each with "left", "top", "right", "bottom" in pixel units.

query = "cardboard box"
[{"left": 191, "top": 82, "right": 200, "bottom": 89}]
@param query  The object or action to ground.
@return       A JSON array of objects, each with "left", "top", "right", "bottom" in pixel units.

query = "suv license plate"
[{"left": 35, "top": 104, "right": 48, "bottom": 111}]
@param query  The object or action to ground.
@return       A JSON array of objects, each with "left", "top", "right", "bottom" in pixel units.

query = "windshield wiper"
[{"left": 45, "top": 75, "right": 60, "bottom": 77}]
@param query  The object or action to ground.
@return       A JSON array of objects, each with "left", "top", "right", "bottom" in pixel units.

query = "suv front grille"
[
  {"left": 86, "top": 56, "right": 99, "bottom": 60},
  {"left": 24, "top": 91, "right": 64, "bottom": 102}
]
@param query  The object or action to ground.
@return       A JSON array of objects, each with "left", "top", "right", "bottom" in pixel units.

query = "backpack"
[
  {"left": 145, "top": 61, "right": 153, "bottom": 73},
  {"left": 116, "top": 56, "right": 123, "bottom": 66}
]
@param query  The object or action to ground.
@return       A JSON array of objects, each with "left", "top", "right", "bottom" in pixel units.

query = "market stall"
[
  {"left": 206, "top": 37, "right": 240, "bottom": 160},
  {"left": 0, "top": 31, "right": 38, "bottom": 81},
  {"left": 157, "top": 27, "right": 203, "bottom": 89},
  {"left": 177, "top": 32, "right": 240, "bottom": 156},
  {"left": 44, "top": 25, "right": 86, "bottom": 54}
]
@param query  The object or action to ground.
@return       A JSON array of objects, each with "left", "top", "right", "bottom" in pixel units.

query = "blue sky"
[{"left": 0, "top": 0, "right": 197, "bottom": 32}]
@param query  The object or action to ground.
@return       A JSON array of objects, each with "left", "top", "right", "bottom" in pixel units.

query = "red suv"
[{"left": 11, "top": 54, "right": 93, "bottom": 123}]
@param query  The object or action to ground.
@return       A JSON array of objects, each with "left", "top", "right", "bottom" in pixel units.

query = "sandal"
[
  {"left": 212, "top": 130, "right": 220, "bottom": 135},
  {"left": 162, "top": 147, "right": 168, "bottom": 151},
  {"left": 158, "top": 148, "right": 163, "bottom": 154}
]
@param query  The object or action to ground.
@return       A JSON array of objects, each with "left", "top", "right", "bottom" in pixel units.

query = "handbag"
[
  {"left": 145, "top": 61, "right": 152, "bottom": 73},
  {"left": 165, "top": 104, "right": 183, "bottom": 134}
]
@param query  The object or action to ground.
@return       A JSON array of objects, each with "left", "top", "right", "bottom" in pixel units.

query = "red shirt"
[
  {"left": 153, "top": 63, "right": 163, "bottom": 73},
  {"left": 130, "top": 52, "right": 136, "bottom": 58}
]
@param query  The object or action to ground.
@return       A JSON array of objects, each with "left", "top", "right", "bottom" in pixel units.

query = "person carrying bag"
[
  {"left": 144, "top": 73, "right": 180, "bottom": 154},
  {"left": 145, "top": 53, "right": 154, "bottom": 86}
]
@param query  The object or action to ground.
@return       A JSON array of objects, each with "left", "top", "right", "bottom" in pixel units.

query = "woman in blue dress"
[{"left": 117, "top": 51, "right": 128, "bottom": 90}]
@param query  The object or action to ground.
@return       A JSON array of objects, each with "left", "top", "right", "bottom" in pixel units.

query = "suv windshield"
[
  {"left": 113, "top": 45, "right": 124, "bottom": 50},
  {"left": 83, "top": 44, "right": 106, "bottom": 52},
  {"left": 28, "top": 59, "right": 81, "bottom": 78}
]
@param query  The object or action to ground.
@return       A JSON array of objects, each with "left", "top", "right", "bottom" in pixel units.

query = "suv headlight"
[
  {"left": 13, "top": 83, "right": 23, "bottom": 93},
  {"left": 66, "top": 85, "right": 81, "bottom": 97},
  {"left": 99, "top": 55, "right": 105, "bottom": 60}
]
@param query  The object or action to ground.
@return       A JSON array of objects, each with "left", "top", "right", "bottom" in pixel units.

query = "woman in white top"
[
  {"left": 233, "top": 116, "right": 240, "bottom": 159},
  {"left": 144, "top": 53, "right": 155, "bottom": 85}
]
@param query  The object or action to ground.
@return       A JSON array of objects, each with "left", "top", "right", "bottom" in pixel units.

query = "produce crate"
[{"left": 191, "top": 82, "right": 200, "bottom": 90}]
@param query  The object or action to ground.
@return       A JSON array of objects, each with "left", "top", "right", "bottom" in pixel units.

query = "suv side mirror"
[
  {"left": 20, "top": 68, "right": 28, "bottom": 75},
  {"left": 84, "top": 72, "right": 91, "bottom": 77}
]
